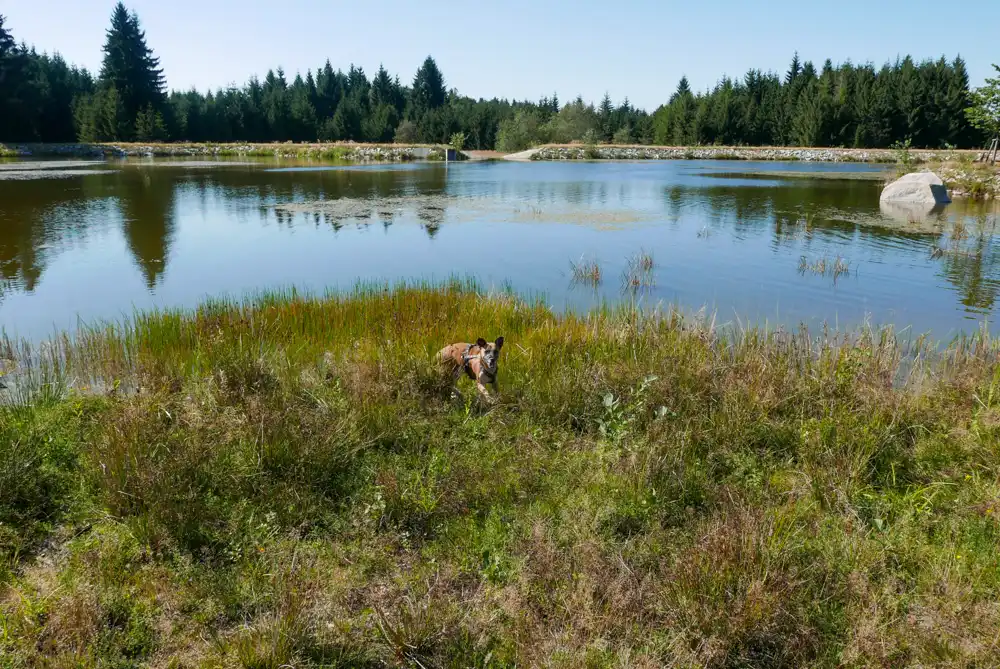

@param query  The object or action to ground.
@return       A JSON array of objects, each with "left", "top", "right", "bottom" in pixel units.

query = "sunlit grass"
[{"left": 4, "top": 283, "right": 1000, "bottom": 666}]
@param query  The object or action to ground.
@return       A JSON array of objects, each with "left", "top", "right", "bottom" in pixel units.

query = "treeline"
[
  {"left": 0, "top": 15, "right": 95, "bottom": 142},
  {"left": 652, "top": 55, "right": 977, "bottom": 149},
  {"left": 0, "top": 5, "right": 986, "bottom": 149}
]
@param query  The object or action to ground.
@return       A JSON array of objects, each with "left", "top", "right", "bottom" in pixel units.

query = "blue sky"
[{"left": 6, "top": 0, "right": 1000, "bottom": 110}]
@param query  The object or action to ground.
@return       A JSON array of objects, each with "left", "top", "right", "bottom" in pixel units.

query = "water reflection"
[
  {"left": 118, "top": 170, "right": 177, "bottom": 289},
  {"left": 0, "top": 160, "right": 999, "bottom": 338},
  {"left": 936, "top": 214, "right": 1000, "bottom": 313}
]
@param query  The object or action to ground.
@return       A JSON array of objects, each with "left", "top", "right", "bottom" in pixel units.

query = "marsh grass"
[
  {"left": 929, "top": 215, "right": 997, "bottom": 260},
  {"left": 621, "top": 250, "right": 656, "bottom": 293},
  {"left": 5, "top": 283, "right": 1000, "bottom": 666},
  {"left": 798, "top": 254, "right": 852, "bottom": 280},
  {"left": 569, "top": 256, "right": 602, "bottom": 286}
]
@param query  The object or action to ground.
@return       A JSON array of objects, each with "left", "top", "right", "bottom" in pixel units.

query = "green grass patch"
[{"left": 3, "top": 283, "right": 1000, "bottom": 665}]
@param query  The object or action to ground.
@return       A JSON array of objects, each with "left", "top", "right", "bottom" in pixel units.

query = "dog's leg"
[
  {"left": 475, "top": 380, "right": 493, "bottom": 401},
  {"left": 450, "top": 365, "right": 464, "bottom": 400}
]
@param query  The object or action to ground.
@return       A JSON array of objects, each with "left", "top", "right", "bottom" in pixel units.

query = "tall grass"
[{"left": 4, "top": 283, "right": 1000, "bottom": 666}]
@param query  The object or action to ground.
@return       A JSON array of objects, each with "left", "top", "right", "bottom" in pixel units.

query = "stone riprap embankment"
[
  {"left": 937, "top": 166, "right": 1000, "bottom": 199},
  {"left": 1, "top": 143, "right": 446, "bottom": 162},
  {"left": 530, "top": 145, "right": 973, "bottom": 163}
]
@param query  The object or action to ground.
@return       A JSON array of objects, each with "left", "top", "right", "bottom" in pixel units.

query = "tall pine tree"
[
  {"left": 410, "top": 56, "right": 446, "bottom": 117},
  {"left": 98, "top": 2, "right": 165, "bottom": 135}
]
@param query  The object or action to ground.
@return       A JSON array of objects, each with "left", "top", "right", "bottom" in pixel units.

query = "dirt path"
[{"left": 503, "top": 148, "right": 540, "bottom": 161}]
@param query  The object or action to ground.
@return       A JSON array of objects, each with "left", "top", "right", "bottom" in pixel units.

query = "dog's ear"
[
  {"left": 495, "top": 336, "right": 504, "bottom": 349},
  {"left": 476, "top": 337, "right": 487, "bottom": 348}
]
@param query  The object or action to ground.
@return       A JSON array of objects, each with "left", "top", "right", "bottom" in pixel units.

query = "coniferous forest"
[{"left": 0, "top": 4, "right": 987, "bottom": 150}]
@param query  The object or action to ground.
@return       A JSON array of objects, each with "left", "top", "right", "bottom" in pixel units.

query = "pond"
[{"left": 1, "top": 158, "right": 998, "bottom": 340}]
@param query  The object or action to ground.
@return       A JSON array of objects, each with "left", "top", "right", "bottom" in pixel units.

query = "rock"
[{"left": 879, "top": 172, "right": 952, "bottom": 205}]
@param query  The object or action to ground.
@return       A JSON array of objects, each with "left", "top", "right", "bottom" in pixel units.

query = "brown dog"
[{"left": 438, "top": 336, "right": 504, "bottom": 400}]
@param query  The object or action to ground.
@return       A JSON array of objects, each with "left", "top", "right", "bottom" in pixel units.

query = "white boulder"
[{"left": 880, "top": 171, "right": 951, "bottom": 205}]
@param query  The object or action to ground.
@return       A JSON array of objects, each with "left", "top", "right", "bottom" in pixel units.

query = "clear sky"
[{"left": 5, "top": 0, "right": 1000, "bottom": 110}]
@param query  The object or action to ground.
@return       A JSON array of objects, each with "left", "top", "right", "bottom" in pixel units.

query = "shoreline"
[
  {"left": 0, "top": 141, "right": 458, "bottom": 162},
  {"left": 528, "top": 144, "right": 981, "bottom": 163},
  {"left": 1, "top": 142, "right": 985, "bottom": 165},
  {"left": 3, "top": 141, "right": 997, "bottom": 197}
]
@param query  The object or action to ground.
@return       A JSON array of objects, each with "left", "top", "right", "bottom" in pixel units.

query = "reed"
[
  {"left": 798, "top": 254, "right": 852, "bottom": 280},
  {"left": 569, "top": 256, "right": 603, "bottom": 286},
  {"left": 621, "top": 250, "right": 656, "bottom": 292}
]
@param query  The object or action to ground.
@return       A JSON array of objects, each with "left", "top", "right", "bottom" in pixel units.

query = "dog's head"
[{"left": 475, "top": 336, "right": 504, "bottom": 373}]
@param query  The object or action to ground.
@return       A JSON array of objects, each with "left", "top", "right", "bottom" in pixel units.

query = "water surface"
[{"left": 1, "top": 158, "right": 998, "bottom": 340}]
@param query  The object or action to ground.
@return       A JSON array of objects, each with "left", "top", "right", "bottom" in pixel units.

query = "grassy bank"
[{"left": 3, "top": 283, "right": 1000, "bottom": 667}]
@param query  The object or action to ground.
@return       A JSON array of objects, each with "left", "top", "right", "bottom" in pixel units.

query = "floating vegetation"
[
  {"left": 275, "top": 195, "right": 651, "bottom": 229},
  {"left": 798, "top": 255, "right": 852, "bottom": 280},
  {"left": 569, "top": 256, "right": 602, "bottom": 286},
  {"left": 0, "top": 168, "right": 118, "bottom": 180}
]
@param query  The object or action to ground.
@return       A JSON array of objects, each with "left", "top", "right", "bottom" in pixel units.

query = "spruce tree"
[
  {"left": 598, "top": 93, "right": 614, "bottom": 141},
  {"left": 328, "top": 96, "right": 362, "bottom": 140},
  {"left": 0, "top": 14, "right": 30, "bottom": 140},
  {"left": 346, "top": 64, "right": 369, "bottom": 101},
  {"left": 362, "top": 103, "right": 399, "bottom": 142},
  {"left": 946, "top": 56, "right": 974, "bottom": 147},
  {"left": 99, "top": 2, "right": 165, "bottom": 132},
  {"left": 370, "top": 64, "right": 396, "bottom": 108},
  {"left": 785, "top": 52, "right": 802, "bottom": 85},
  {"left": 135, "top": 104, "right": 167, "bottom": 140},
  {"left": 895, "top": 56, "right": 922, "bottom": 143},
  {"left": 289, "top": 73, "right": 317, "bottom": 141},
  {"left": 315, "top": 61, "right": 343, "bottom": 122},
  {"left": 410, "top": 56, "right": 446, "bottom": 116},
  {"left": 305, "top": 70, "right": 318, "bottom": 109},
  {"left": 244, "top": 76, "right": 265, "bottom": 141},
  {"left": 262, "top": 68, "right": 290, "bottom": 139},
  {"left": 670, "top": 76, "right": 691, "bottom": 103}
]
